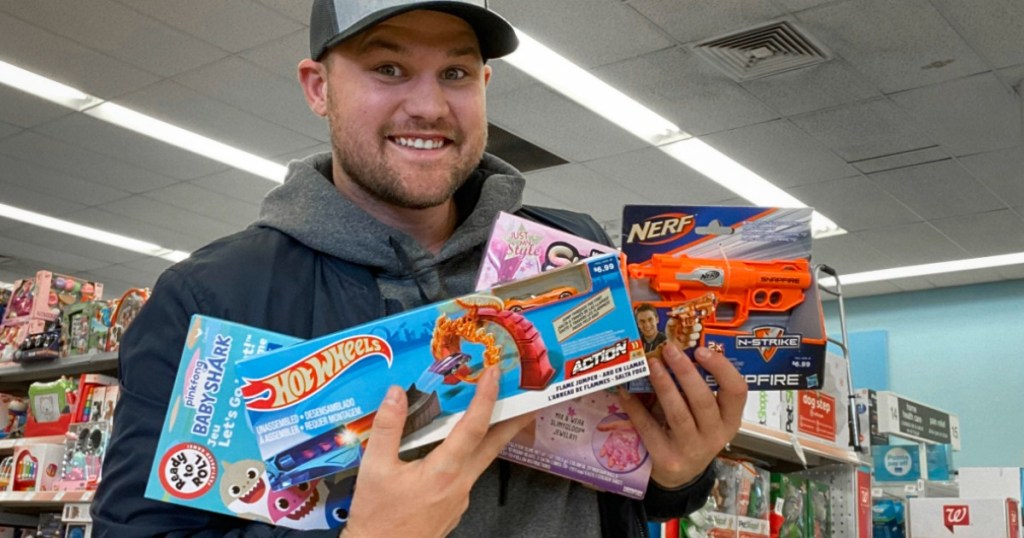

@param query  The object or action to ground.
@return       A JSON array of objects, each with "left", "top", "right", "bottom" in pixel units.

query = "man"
[
  {"left": 635, "top": 303, "right": 667, "bottom": 353},
  {"left": 92, "top": 1, "right": 747, "bottom": 536}
]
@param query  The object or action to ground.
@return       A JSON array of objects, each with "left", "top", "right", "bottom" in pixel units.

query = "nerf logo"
[
  {"left": 625, "top": 213, "right": 695, "bottom": 245},
  {"left": 241, "top": 335, "right": 392, "bottom": 411},
  {"left": 942, "top": 505, "right": 970, "bottom": 532},
  {"left": 568, "top": 339, "right": 629, "bottom": 377},
  {"left": 698, "top": 269, "right": 723, "bottom": 283},
  {"left": 736, "top": 326, "right": 801, "bottom": 362}
]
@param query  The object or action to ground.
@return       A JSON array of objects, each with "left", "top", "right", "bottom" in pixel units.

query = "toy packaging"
[
  {"left": 805, "top": 480, "right": 830, "bottom": 538},
  {"left": 499, "top": 390, "right": 651, "bottom": 499},
  {"left": 10, "top": 443, "right": 64, "bottom": 492},
  {"left": 237, "top": 252, "right": 647, "bottom": 491},
  {"left": 61, "top": 503, "right": 92, "bottom": 538},
  {"left": 145, "top": 315, "right": 355, "bottom": 530},
  {"left": 770, "top": 473, "right": 808, "bottom": 538},
  {"left": 61, "top": 301, "right": 112, "bottom": 356},
  {"left": 0, "top": 393, "right": 28, "bottom": 440},
  {"left": 106, "top": 288, "right": 149, "bottom": 353},
  {"left": 476, "top": 211, "right": 616, "bottom": 289},
  {"left": 55, "top": 422, "right": 110, "bottom": 491},
  {"left": 871, "top": 443, "right": 954, "bottom": 482},
  {"left": 620, "top": 206, "right": 827, "bottom": 391},
  {"left": 25, "top": 377, "right": 78, "bottom": 437},
  {"left": 908, "top": 497, "right": 1020, "bottom": 538}
]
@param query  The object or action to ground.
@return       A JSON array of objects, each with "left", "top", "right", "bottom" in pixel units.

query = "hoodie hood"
[{"left": 254, "top": 151, "right": 525, "bottom": 305}]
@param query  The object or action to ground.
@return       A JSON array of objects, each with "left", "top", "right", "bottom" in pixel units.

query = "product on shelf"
[
  {"left": 770, "top": 473, "right": 808, "bottom": 538},
  {"left": 872, "top": 497, "right": 907, "bottom": 538},
  {"left": 237, "top": 252, "right": 646, "bottom": 491},
  {"left": 620, "top": 205, "right": 827, "bottom": 392},
  {"left": 805, "top": 479, "right": 830, "bottom": 538},
  {"left": 55, "top": 422, "right": 111, "bottom": 491},
  {"left": 12, "top": 319, "right": 62, "bottom": 363},
  {"left": 871, "top": 443, "right": 954, "bottom": 482},
  {"left": 105, "top": 288, "right": 149, "bottom": 353},
  {"left": 61, "top": 502, "right": 92, "bottom": 538},
  {"left": 10, "top": 443, "right": 64, "bottom": 492},
  {"left": 0, "top": 393, "right": 28, "bottom": 439},
  {"left": 25, "top": 377, "right": 79, "bottom": 437},
  {"left": 908, "top": 497, "right": 1020, "bottom": 538},
  {"left": 61, "top": 301, "right": 112, "bottom": 357}
]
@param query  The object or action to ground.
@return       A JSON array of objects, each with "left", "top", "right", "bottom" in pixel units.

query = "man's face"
[
  {"left": 636, "top": 310, "right": 659, "bottom": 340},
  {"left": 320, "top": 10, "right": 490, "bottom": 209}
]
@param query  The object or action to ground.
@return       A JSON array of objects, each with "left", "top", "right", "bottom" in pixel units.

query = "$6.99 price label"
[{"left": 158, "top": 443, "right": 218, "bottom": 499}]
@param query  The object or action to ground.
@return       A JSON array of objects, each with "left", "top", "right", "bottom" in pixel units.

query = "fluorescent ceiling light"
[
  {"left": 0, "top": 203, "right": 189, "bottom": 263},
  {"left": 502, "top": 29, "right": 846, "bottom": 240},
  {"left": 0, "top": 59, "right": 102, "bottom": 110},
  {"left": 819, "top": 252, "right": 1024, "bottom": 287}
]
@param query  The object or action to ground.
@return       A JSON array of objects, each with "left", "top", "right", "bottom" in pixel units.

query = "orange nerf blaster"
[{"left": 628, "top": 254, "right": 812, "bottom": 328}]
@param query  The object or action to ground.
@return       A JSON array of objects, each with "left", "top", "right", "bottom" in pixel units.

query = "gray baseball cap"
[{"left": 310, "top": 0, "right": 519, "bottom": 61}]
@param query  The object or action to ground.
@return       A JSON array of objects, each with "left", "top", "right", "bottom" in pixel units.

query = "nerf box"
[
  {"left": 237, "top": 252, "right": 647, "bottom": 491},
  {"left": 620, "top": 205, "right": 827, "bottom": 391},
  {"left": 145, "top": 316, "right": 354, "bottom": 531},
  {"left": 908, "top": 497, "right": 1020, "bottom": 538}
]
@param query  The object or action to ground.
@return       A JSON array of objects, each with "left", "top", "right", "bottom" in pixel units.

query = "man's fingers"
[
  {"left": 695, "top": 347, "right": 748, "bottom": 431},
  {"left": 429, "top": 366, "right": 501, "bottom": 465},
  {"left": 646, "top": 346, "right": 698, "bottom": 436},
  {"left": 662, "top": 344, "right": 721, "bottom": 431},
  {"left": 615, "top": 387, "right": 671, "bottom": 456},
  {"left": 463, "top": 412, "right": 536, "bottom": 477},
  {"left": 361, "top": 385, "right": 407, "bottom": 471}
]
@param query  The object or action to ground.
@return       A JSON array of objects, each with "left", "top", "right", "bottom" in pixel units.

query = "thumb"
[{"left": 361, "top": 385, "right": 407, "bottom": 470}]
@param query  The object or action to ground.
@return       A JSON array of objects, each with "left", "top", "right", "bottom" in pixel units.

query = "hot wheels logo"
[
  {"left": 943, "top": 505, "right": 970, "bottom": 532},
  {"left": 624, "top": 213, "right": 695, "bottom": 245},
  {"left": 241, "top": 335, "right": 392, "bottom": 411},
  {"left": 735, "top": 326, "right": 801, "bottom": 362}
]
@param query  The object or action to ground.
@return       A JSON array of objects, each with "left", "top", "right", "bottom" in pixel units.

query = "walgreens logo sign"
[{"left": 943, "top": 505, "right": 971, "bottom": 532}]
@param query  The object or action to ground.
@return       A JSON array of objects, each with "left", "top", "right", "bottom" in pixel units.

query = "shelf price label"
[{"left": 877, "top": 391, "right": 961, "bottom": 450}]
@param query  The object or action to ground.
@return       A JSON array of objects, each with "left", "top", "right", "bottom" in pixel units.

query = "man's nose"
[{"left": 402, "top": 75, "right": 450, "bottom": 120}]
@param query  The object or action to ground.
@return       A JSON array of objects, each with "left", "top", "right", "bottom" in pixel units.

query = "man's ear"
[
  {"left": 298, "top": 58, "right": 329, "bottom": 117},
  {"left": 483, "top": 63, "right": 492, "bottom": 87}
]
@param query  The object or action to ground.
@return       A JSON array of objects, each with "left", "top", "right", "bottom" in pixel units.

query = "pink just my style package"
[
  {"left": 235, "top": 252, "right": 648, "bottom": 492},
  {"left": 478, "top": 212, "right": 653, "bottom": 499}
]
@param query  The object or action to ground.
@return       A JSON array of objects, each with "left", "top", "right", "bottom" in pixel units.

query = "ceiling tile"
[
  {"left": 852, "top": 222, "right": 969, "bottom": 265},
  {"left": 889, "top": 73, "right": 1020, "bottom": 157},
  {"left": 255, "top": 0, "right": 312, "bottom": 23},
  {"left": 487, "top": 62, "right": 543, "bottom": 98},
  {"left": 0, "top": 154, "right": 128, "bottom": 207},
  {"left": 74, "top": 271, "right": 144, "bottom": 299},
  {"left": 86, "top": 262, "right": 163, "bottom": 291},
  {"left": 700, "top": 119, "right": 856, "bottom": 187},
  {"left": 582, "top": 147, "right": 736, "bottom": 205},
  {"left": 522, "top": 188, "right": 578, "bottom": 213},
  {"left": 119, "top": 0, "right": 302, "bottom": 53},
  {"left": 788, "top": 175, "right": 921, "bottom": 232},
  {"left": 0, "top": 121, "right": 21, "bottom": 141},
  {"left": 116, "top": 80, "right": 318, "bottom": 157},
  {"left": 272, "top": 143, "right": 331, "bottom": 163},
  {"left": 889, "top": 277, "right": 937, "bottom": 293},
  {"left": 924, "top": 268, "right": 1008, "bottom": 289},
  {"left": 522, "top": 164, "right": 651, "bottom": 222},
  {"left": 1, "top": 0, "right": 227, "bottom": 78},
  {"left": 34, "top": 113, "right": 230, "bottom": 181},
  {"left": 0, "top": 131, "right": 179, "bottom": 194},
  {"left": 0, "top": 85, "right": 74, "bottom": 128},
  {"left": 795, "top": 0, "right": 988, "bottom": 92},
  {"left": 811, "top": 233, "right": 895, "bottom": 275},
  {"left": 68, "top": 207, "right": 209, "bottom": 252},
  {"left": 238, "top": 29, "right": 307, "bottom": 79},
  {"left": 173, "top": 57, "right": 325, "bottom": 142},
  {"left": 0, "top": 234, "right": 110, "bottom": 273},
  {"left": 841, "top": 281, "right": 905, "bottom": 298},
  {"left": 790, "top": 98, "right": 935, "bottom": 161},
  {"left": 0, "top": 11, "right": 159, "bottom": 99},
  {"left": 0, "top": 179, "right": 85, "bottom": 217},
  {"left": 930, "top": 209, "right": 1024, "bottom": 257},
  {"left": 143, "top": 183, "right": 260, "bottom": 229},
  {"left": 996, "top": 64, "right": 1024, "bottom": 89},
  {"left": 868, "top": 160, "right": 1005, "bottom": 220},
  {"left": 121, "top": 256, "right": 176, "bottom": 275},
  {"left": 594, "top": 46, "right": 779, "bottom": 136},
  {"left": 740, "top": 59, "right": 881, "bottom": 117},
  {"left": 996, "top": 265, "right": 1024, "bottom": 280},
  {"left": 491, "top": 0, "right": 674, "bottom": 68},
  {"left": 958, "top": 146, "right": 1024, "bottom": 208},
  {"left": 773, "top": 0, "right": 840, "bottom": 11},
  {"left": 850, "top": 146, "right": 950, "bottom": 174},
  {"left": 629, "top": 0, "right": 784, "bottom": 44},
  {"left": 929, "top": 0, "right": 1024, "bottom": 68},
  {"left": 95, "top": 196, "right": 240, "bottom": 245},
  {"left": 190, "top": 170, "right": 279, "bottom": 206},
  {"left": 12, "top": 226, "right": 146, "bottom": 265},
  {"left": 488, "top": 86, "right": 647, "bottom": 162}
]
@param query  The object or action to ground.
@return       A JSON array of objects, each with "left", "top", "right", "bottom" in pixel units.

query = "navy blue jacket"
[{"left": 92, "top": 205, "right": 713, "bottom": 537}]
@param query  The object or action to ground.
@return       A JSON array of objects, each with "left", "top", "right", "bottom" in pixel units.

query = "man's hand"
[
  {"left": 617, "top": 343, "right": 747, "bottom": 489},
  {"left": 341, "top": 367, "right": 534, "bottom": 537}
]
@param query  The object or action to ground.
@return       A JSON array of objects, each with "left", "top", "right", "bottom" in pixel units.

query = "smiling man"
[{"left": 92, "top": 1, "right": 746, "bottom": 537}]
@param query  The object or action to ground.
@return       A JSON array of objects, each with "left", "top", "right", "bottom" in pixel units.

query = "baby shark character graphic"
[
  {"left": 268, "top": 480, "right": 319, "bottom": 524},
  {"left": 219, "top": 459, "right": 272, "bottom": 523}
]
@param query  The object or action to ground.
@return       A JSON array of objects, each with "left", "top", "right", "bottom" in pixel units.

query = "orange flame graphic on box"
[{"left": 241, "top": 335, "right": 392, "bottom": 411}]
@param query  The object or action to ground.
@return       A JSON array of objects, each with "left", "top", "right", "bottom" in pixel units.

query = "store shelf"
[
  {"left": 0, "top": 435, "right": 66, "bottom": 452},
  {"left": 729, "top": 421, "right": 867, "bottom": 470},
  {"left": 0, "top": 490, "right": 93, "bottom": 508},
  {"left": 0, "top": 351, "right": 117, "bottom": 391},
  {"left": 873, "top": 480, "right": 959, "bottom": 499}
]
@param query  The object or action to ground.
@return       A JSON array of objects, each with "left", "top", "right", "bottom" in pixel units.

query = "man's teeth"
[{"left": 394, "top": 137, "right": 445, "bottom": 149}]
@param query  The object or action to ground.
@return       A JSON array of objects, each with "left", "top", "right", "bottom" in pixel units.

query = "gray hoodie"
[{"left": 256, "top": 152, "right": 603, "bottom": 536}]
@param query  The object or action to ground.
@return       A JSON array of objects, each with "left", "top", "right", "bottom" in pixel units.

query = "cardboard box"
[
  {"left": 958, "top": 467, "right": 1023, "bottom": 521},
  {"left": 909, "top": 497, "right": 1020, "bottom": 537},
  {"left": 237, "top": 252, "right": 647, "bottom": 491},
  {"left": 620, "top": 206, "right": 827, "bottom": 391},
  {"left": 10, "top": 443, "right": 64, "bottom": 491},
  {"left": 2, "top": 271, "right": 102, "bottom": 327},
  {"left": 145, "top": 316, "right": 354, "bottom": 530}
]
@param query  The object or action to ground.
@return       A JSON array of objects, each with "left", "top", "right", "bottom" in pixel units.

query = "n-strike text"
[
  {"left": 242, "top": 336, "right": 391, "bottom": 411},
  {"left": 625, "top": 214, "right": 694, "bottom": 244},
  {"left": 569, "top": 339, "right": 629, "bottom": 377},
  {"left": 191, "top": 334, "right": 231, "bottom": 436}
]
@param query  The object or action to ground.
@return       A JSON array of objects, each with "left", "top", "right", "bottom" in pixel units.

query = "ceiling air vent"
[{"left": 693, "top": 21, "right": 830, "bottom": 81}]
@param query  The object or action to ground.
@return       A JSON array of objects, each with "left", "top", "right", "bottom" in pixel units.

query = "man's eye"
[
  {"left": 441, "top": 68, "right": 467, "bottom": 81},
  {"left": 376, "top": 65, "right": 402, "bottom": 77}
]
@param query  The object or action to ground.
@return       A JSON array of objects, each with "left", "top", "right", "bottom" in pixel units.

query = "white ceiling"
[{"left": 0, "top": 0, "right": 1022, "bottom": 300}]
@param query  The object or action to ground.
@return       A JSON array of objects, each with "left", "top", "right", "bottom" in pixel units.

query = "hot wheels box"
[
  {"left": 237, "top": 252, "right": 646, "bottom": 491},
  {"left": 145, "top": 316, "right": 354, "bottom": 530},
  {"left": 620, "top": 205, "right": 826, "bottom": 391}
]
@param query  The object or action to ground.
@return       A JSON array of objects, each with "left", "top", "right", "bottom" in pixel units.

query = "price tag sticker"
[
  {"left": 81, "top": 490, "right": 94, "bottom": 501},
  {"left": 53, "top": 490, "right": 65, "bottom": 501},
  {"left": 871, "top": 487, "right": 882, "bottom": 498}
]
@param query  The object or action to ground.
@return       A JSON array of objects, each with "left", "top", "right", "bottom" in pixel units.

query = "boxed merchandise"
[
  {"left": 10, "top": 443, "right": 64, "bottom": 491},
  {"left": 237, "top": 252, "right": 647, "bottom": 491},
  {"left": 957, "top": 467, "right": 1023, "bottom": 519},
  {"left": 620, "top": 206, "right": 827, "bottom": 391},
  {"left": 908, "top": 497, "right": 1020, "bottom": 537},
  {"left": 146, "top": 316, "right": 354, "bottom": 530},
  {"left": 873, "top": 498, "right": 907, "bottom": 538},
  {"left": 105, "top": 288, "right": 149, "bottom": 353},
  {"left": 854, "top": 388, "right": 889, "bottom": 448},
  {"left": 872, "top": 443, "right": 954, "bottom": 482},
  {"left": 770, "top": 473, "right": 808, "bottom": 538},
  {"left": 736, "top": 461, "right": 770, "bottom": 538},
  {"left": 0, "top": 393, "right": 28, "bottom": 440},
  {"left": 25, "top": 377, "right": 78, "bottom": 437},
  {"left": 55, "top": 422, "right": 110, "bottom": 491},
  {"left": 1, "top": 271, "right": 102, "bottom": 326},
  {"left": 62, "top": 301, "right": 111, "bottom": 356},
  {"left": 805, "top": 479, "right": 831, "bottom": 537},
  {"left": 61, "top": 503, "right": 92, "bottom": 538}
]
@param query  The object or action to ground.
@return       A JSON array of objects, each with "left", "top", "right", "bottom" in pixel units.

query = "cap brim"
[{"left": 315, "top": 2, "right": 518, "bottom": 61}]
